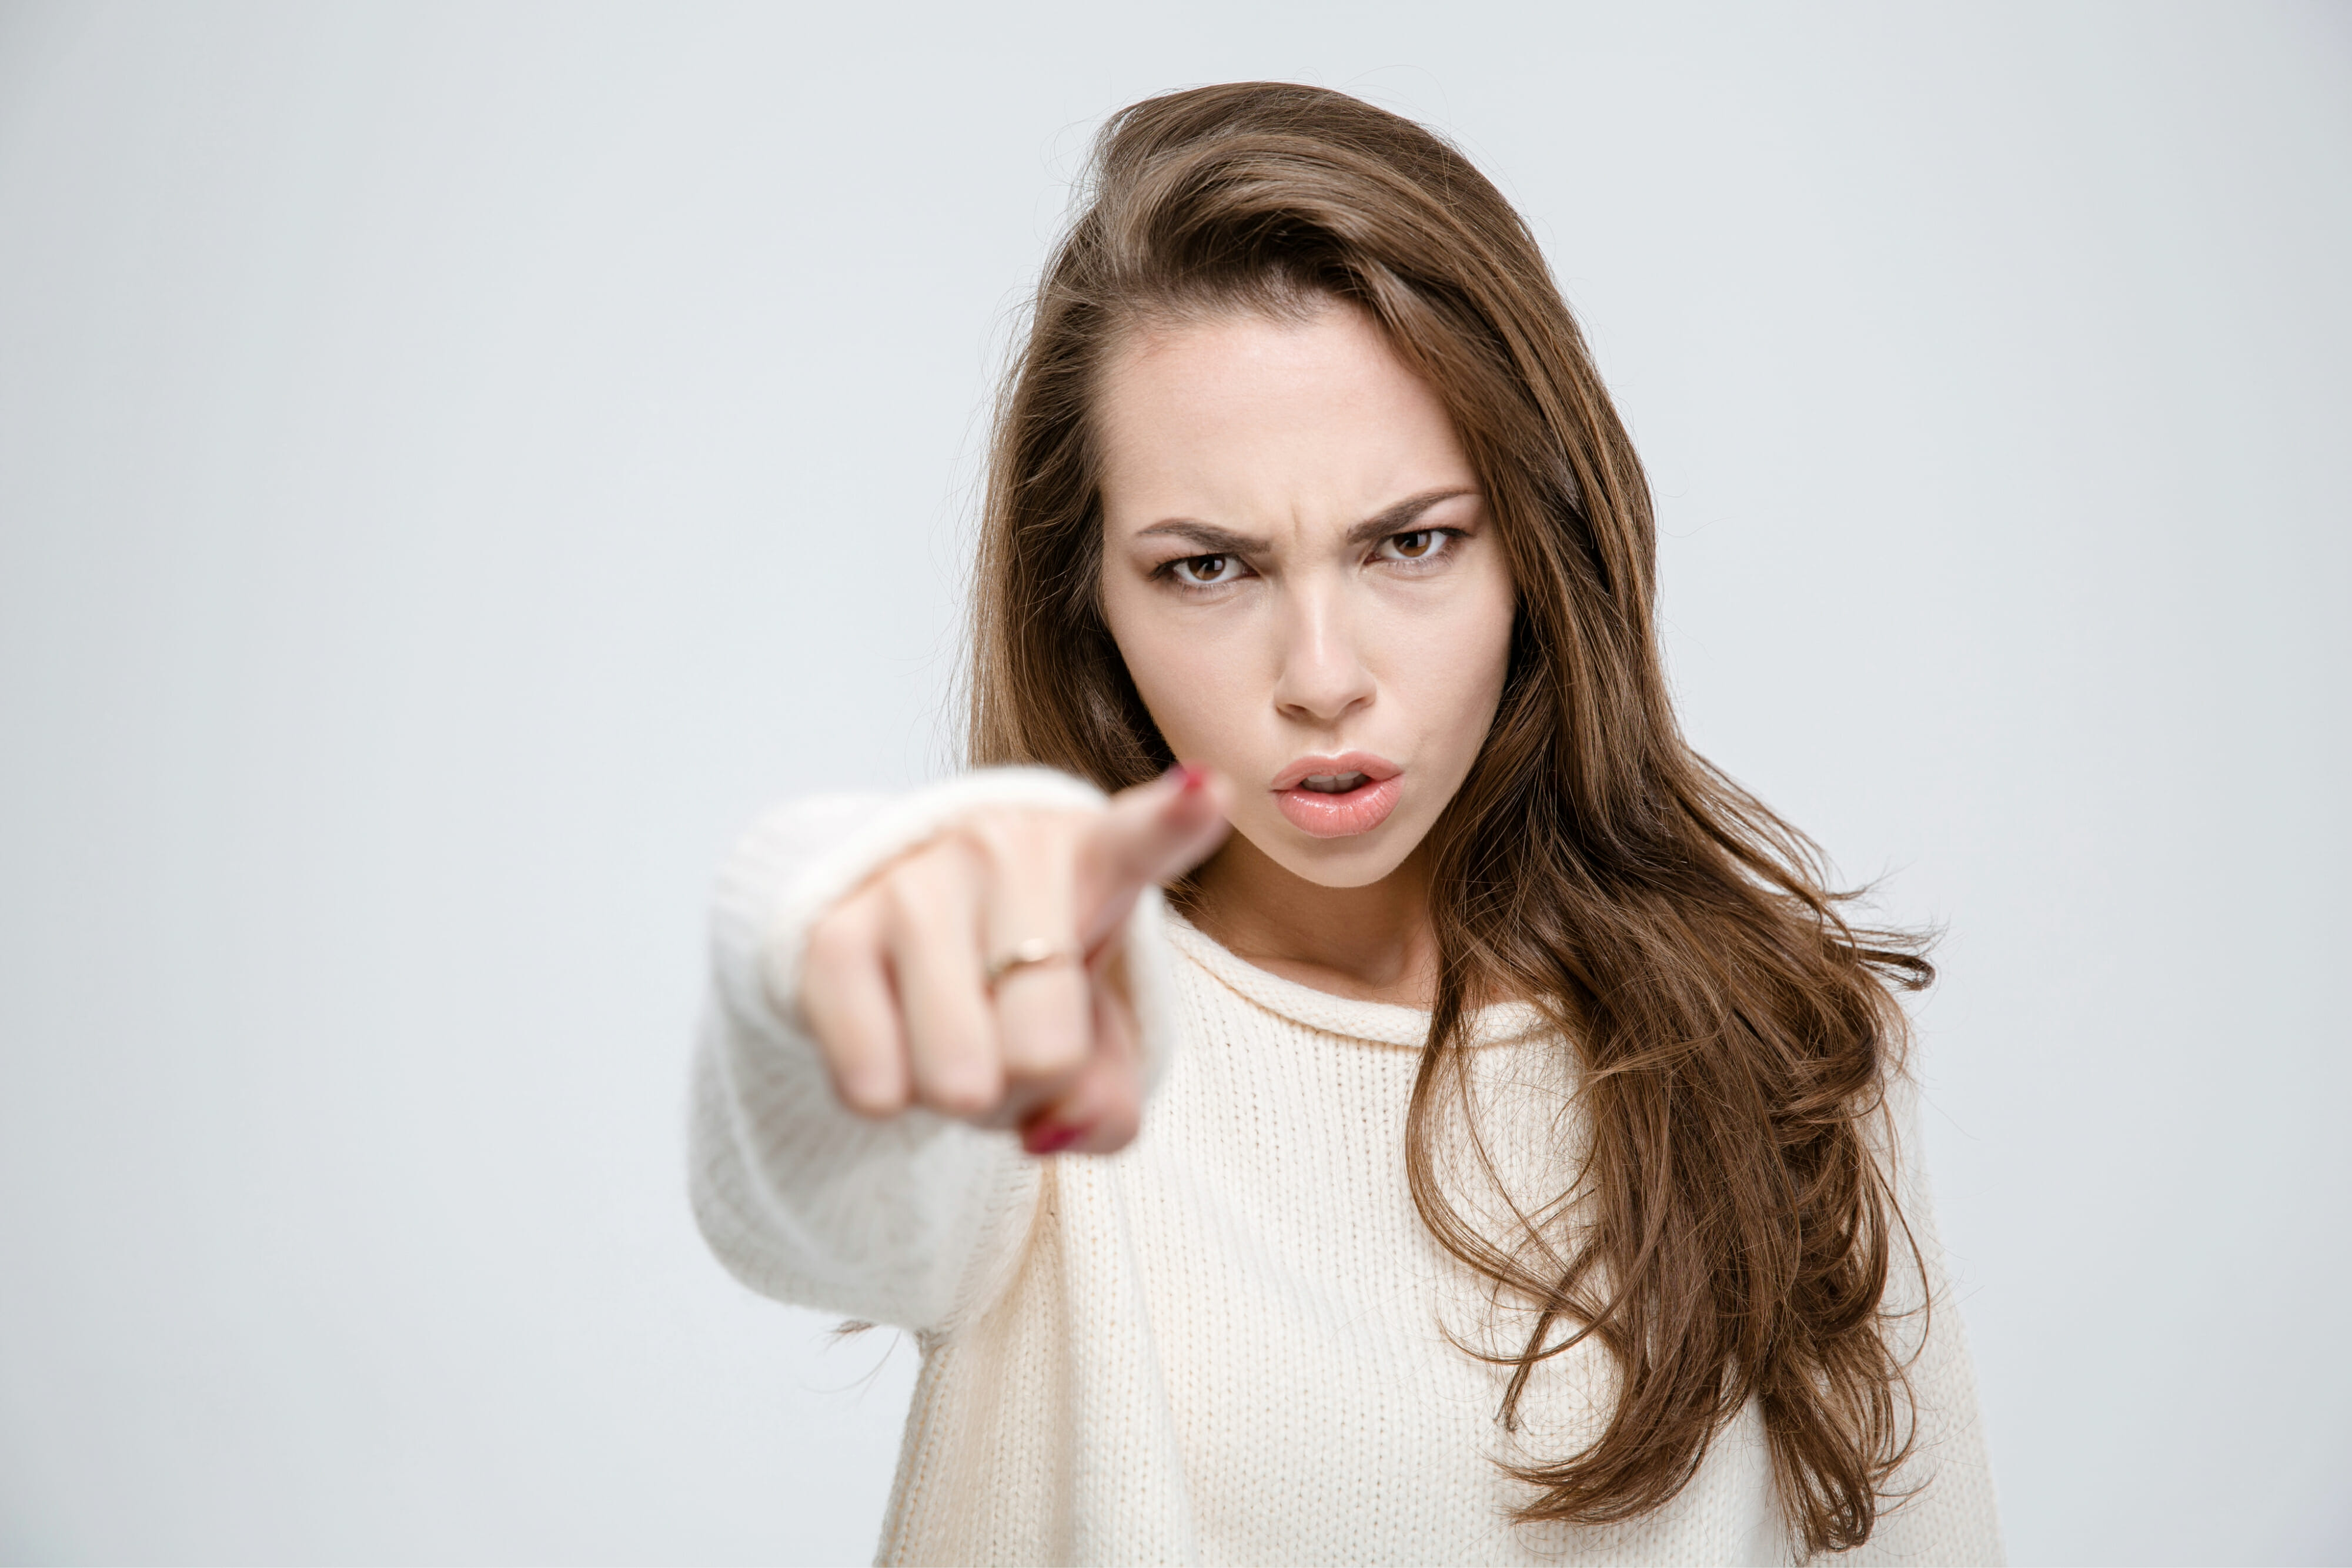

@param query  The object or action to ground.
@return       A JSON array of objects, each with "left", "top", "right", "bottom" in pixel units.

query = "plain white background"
[{"left": 1, "top": 3, "right": 2345, "bottom": 1563}]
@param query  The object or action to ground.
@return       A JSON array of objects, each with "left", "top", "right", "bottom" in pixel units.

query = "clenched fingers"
[
  {"left": 800, "top": 895, "right": 911, "bottom": 1116},
  {"left": 794, "top": 768, "right": 1231, "bottom": 1146},
  {"left": 878, "top": 842, "right": 1004, "bottom": 1119},
  {"left": 1019, "top": 949, "right": 1145, "bottom": 1155},
  {"left": 964, "top": 813, "right": 1093, "bottom": 1086}
]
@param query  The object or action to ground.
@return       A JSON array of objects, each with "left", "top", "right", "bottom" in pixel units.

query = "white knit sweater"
[{"left": 689, "top": 770, "right": 2005, "bottom": 1566}]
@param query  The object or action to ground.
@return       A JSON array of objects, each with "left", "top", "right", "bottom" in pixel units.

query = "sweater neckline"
[{"left": 1160, "top": 910, "right": 1553, "bottom": 1050}]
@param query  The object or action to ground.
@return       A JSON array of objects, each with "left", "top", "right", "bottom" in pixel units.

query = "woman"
[{"left": 691, "top": 82, "right": 2002, "bottom": 1564}]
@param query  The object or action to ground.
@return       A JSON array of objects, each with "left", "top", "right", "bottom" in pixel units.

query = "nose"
[{"left": 1269, "top": 577, "right": 1375, "bottom": 728}]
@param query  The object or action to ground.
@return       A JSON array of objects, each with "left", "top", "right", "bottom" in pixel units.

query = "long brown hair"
[{"left": 967, "top": 82, "right": 1932, "bottom": 1557}]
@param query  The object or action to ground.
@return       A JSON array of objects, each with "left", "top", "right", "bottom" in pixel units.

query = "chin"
[{"left": 1247, "top": 824, "right": 1421, "bottom": 890}]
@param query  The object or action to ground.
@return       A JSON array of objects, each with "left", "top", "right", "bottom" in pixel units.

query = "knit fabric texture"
[{"left": 689, "top": 772, "right": 2006, "bottom": 1566}]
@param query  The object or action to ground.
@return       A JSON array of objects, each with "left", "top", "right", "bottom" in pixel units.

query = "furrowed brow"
[
  {"left": 1342, "top": 487, "right": 1481, "bottom": 547},
  {"left": 1134, "top": 520, "right": 1272, "bottom": 554}
]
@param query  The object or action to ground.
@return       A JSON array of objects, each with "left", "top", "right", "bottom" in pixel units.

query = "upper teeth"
[{"left": 1301, "top": 773, "right": 1367, "bottom": 793}]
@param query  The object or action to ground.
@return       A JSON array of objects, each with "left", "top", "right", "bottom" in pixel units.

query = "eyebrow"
[{"left": 1132, "top": 487, "right": 1480, "bottom": 554}]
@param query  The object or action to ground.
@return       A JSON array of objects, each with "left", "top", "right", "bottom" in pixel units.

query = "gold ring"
[{"left": 985, "top": 937, "right": 1080, "bottom": 989}]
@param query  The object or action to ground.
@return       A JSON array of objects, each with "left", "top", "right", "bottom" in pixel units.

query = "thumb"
[{"left": 1077, "top": 764, "right": 1232, "bottom": 951}]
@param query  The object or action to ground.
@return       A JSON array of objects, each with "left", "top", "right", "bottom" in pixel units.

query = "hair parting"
[{"left": 967, "top": 81, "right": 1936, "bottom": 1558}]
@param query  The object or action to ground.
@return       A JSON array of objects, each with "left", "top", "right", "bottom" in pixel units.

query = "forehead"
[{"left": 1093, "top": 300, "right": 1474, "bottom": 527}]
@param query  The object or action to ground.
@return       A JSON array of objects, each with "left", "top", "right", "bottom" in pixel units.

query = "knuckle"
[
  {"left": 925, "top": 1066, "right": 1002, "bottom": 1120},
  {"left": 1005, "top": 1013, "right": 1089, "bottom": 1074},
  {"left": 804, "top": 911, "right": 867, "bottom": 972},
  {"left": 883, "top": 854, "right": 971, "bottom": 934},
  {"left": 1031, "top": 1022, "right": 1092, "bottom": 1070},
  {"left": 833, "top": 1066, "right": 906, "bottom": 1119},
  {"left": 961, "top": 809, "right": 1087, "bottom": 877},
  {"left": 954, "top": 811, "right": 1021, "bottom": 866}
]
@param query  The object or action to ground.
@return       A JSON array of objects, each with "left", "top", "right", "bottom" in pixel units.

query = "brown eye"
[
  {"left": 1170, "top": 553, "right": 1236, "bottom": 586},
  {"left": 1392, "top": 531, "right": 1432, "bottom": 559}
]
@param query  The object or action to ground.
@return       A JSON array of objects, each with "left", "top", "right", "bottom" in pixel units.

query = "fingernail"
[
  {"left": 1171, "top": 763, "right": 1205, "bottom": 793},
  {"left": 1024, "top": 1123, "right": 1084, "bottom": 1156}
]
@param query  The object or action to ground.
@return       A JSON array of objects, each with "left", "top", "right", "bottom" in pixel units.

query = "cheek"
[
  {"left": 1100, "top": 583, "right": 1253, "bottom": 763},
  {"left": 1394, "top": 570, "right": 1516, "bottom": 744}
]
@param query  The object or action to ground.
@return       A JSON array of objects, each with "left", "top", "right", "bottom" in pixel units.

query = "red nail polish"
[
  {"left": 1025, "top": 1124, "right": 1084, "bottom": 1156},
  {"left": 1172, "top": 763, "right": 1204, "bottom": 792}
]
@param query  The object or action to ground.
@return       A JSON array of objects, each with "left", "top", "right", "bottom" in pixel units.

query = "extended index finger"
[{"left": 1075, "top": 765, "right": 1232, "bottom": 951}]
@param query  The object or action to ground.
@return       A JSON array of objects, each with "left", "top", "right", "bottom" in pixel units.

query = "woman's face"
[{"left": 1095, "top": 299, "right": 1516, "bottom": 890}]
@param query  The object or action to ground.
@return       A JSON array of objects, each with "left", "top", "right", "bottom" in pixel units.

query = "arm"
[{"left": 686, "top": 769, "right": 1187, "bottom": 1335}]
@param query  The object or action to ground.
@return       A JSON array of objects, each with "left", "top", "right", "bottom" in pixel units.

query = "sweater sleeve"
[
  {"left": 686, "top": 767, "right": 1182, "bottom": 1336},
  {"left": 1847, "top": 1066, "right": 2007, "bottom": 1565}
]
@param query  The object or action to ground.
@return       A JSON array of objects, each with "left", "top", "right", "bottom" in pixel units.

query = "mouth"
[{"left": 1271, "top": 752, "right": 1404, "bottom": 839}]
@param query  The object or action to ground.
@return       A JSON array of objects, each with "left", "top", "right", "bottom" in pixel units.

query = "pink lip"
[{"left": 1271, "top": 751, "right": 1403, "bottom": 839}]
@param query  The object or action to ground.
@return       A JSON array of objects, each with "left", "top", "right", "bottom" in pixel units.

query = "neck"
[{"left": 1182, "top": 833, "right": 1439, "bottom": 1008}]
